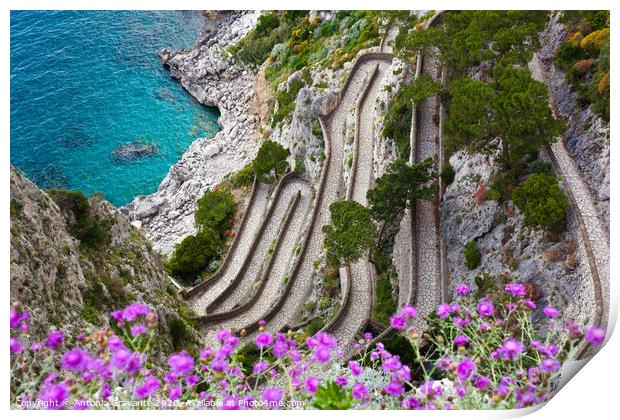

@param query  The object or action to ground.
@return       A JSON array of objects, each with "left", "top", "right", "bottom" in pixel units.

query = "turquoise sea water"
[{"left": 10, "top": 10, "right": 220, "bottom": 206}]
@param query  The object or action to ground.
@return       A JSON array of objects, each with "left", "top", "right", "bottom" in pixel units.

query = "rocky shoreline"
[{"left": 123, "top": 11, "right": 261, "bottom": 255}]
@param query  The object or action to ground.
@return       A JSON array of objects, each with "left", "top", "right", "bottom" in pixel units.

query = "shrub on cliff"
[
  {"left": 194, "top": 189, "right": 236, "bottom": 233},
  {"left": 440, "top": 164, "right": 455, "bottom": 185},
  {"left": 253, "top": 140, "right": 290, "bottom": 184},
  {"left": 512, "top": 173, "right": 569, "bottom": 231},
  {"left": 463, "top": 241, "right": 482, "bottom": 270},
  {"left": 323, "top": 200, "right": 375, "bottom": 267},
  {"left": 367, "top": 158, "right": 436, "bottom": 241},
  {"left": 47, "top": 189, "right": 112, "bottom": 249},
  {"left": 166, "top": 227, "right": 222, "bottom": 283}
]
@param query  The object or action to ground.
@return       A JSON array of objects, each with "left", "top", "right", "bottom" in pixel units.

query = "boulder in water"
[{"left": 111, "top": 141, "right": 156, "bottom": 163}]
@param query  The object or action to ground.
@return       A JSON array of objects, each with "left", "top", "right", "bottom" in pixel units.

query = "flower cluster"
[{"left": 10, "top": 284, "right": 606, "bottom": 410}]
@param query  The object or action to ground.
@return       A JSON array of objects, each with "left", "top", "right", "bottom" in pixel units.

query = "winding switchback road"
[{"left": 324, "top": 58, "right": 393, "bottom": 350}]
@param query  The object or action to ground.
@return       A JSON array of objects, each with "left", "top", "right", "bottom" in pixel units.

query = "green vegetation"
[
  {"left": 166, "top": 227, "right": 222, "bottom": 282},
  {"left": 322, "top": 200, "right": 375, "bottom": 267},
  {"left": 47, "top": 189, "right": 112, "bottom": 249},
  {"left": 367, "top": 158, "right": 436, "bottom": 239},
  {"left": 512, "top": 173, "right": 569, "bottom": 230},
  {"left": 312, "top": 381, "right": 354, "bottom": 410},
  {"left": 10, "top": 199, "right": 22, "bottom": 218},
  {"left": 374, "top": 273, "right": 397, "bottom": 326},
  {"left": 228, "top": 12, "right": 307, "bottom": 69},
  {"left": 407, "top": 74, "right": 443, "bottom": 104},
  {"left": 294, "top": 155, "right": 306, "bottom": 172},
  {"left": 230, "top": 163, "right": 255, "bottom": 189},
  {"left": 265, "top": 11, "right": 382, "bottom": 86},
  {"left": 382, "top": 75, "right": 442, "bottom": 157},
  {"left": 381, "top": 87, "right": 412, "bottom": 156},
  {"left": 440, "top": 164, "right": 455, "bottom": 185},
  {"left": 236, "top": 343, "right": 276, "bottom": 376},
  {"left": 168, "top": 316, "right": 194, "bottom": 351},
  {"left": 381, "top": 74, "right": 441, "bottom": 157},
  {"left": 554, "top": 11, "right": 610, "bottom": 120},
  {"left": 463, "top": 241, "right": 482, "bottom": 270},
  {"left": 271, "top": 77, "right": 305, "bottom": 126},
  {"left": 395, "top": 11, "right": 549, "bottom": 75},
  {"left": 445, "top": 66, "right": 564, "bottom": 168},
  {"left": 167, "top": 186, "right": 238, "bottom": 284},
  {"left": 252, "top": 140, "right": 290, "bottom": 183},
  {"left": 194, "top": 189, "right": 236, "bottom": 233}
]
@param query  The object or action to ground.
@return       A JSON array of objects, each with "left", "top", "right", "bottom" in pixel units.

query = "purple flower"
[
  {"left": 168, "top": 384, "right": 182, "bottom": 401},
  {"left": 135, "top": 376, "right": 161, "bottom": 399},
  {"left": 505, "top": 283, "right": 526, "bottom": 297},
  {"left": 477, "top": 299, "right": 494, "bottom": 317},
  {"left": 540, "top": 357, "right": 561, "bottom": 372},
  {"left": 453, "top": 335, "right": 470, "bottom": 346},
  {"left": 272, "top": 340, "right": 289, "bottom": 358},
  {"left": 474, "top": 375, "right": 491, "bottom": 391},
  {"left": 108, "top": 336, "right": 125, "bottom": 351},
  {"left": 584, "top": 326, "right": 605, "bottom": 346},
  {"left": 363, "top": 332, "right": 373, "bottom": 340},
  {"left": 211, "top": 357, "right": 229, "bottom": 373},
  {"left": 456, "top": 358, "right": 476, "bottom": 381},
  {"left": 38, "top": 382, "right": 69, "bottom": 410},
  {"left": 566, "top": 321, "right": 581, "bottom": 339},
  {"left": 390, "top": 314, "right": 407, "bottom": 330},
  {"left": 121, "top": 303, "right": 150, "bottom": 321},
  {"left": 436, "top": 303, "right": 451, "bottom": 319},
  {"left": 168, "top": 351, "right": 195, "bottom": 376},
  {"left": 62, "top": 348, "right": 89, "bottom": 372},
  {"left": 497, "top": 338, "right": 525, "bottom": 360},
  {"left": 111, "top": 310, "right": 124, "bottom": 323},
  {"left": 335, "top": 376, "right": 348, "bottom": 387},
  {"left": 10, "top": 310, "right": 21, "bottom": 329},
  {"left": 304, "top": 376, "right": 319, "bottom": 394},
  {"left": 200, "top": 348, "right": 214, "bottom": 360},
  {"left": 253, "top": 361, "right": 269, "bottom": 374},
  {"left": 44, "top": 331, "right": 64, "bottom": 349},
  {"left": 100, "top": 383, "right": 112, "bottom": 400},
  {"left": 10, "top": 310, "right": 29, "bottom": 330},
  {"left": 255, "top": 332, "right": 273, "bottom": 348},
  {"left": 111, "top": 349, "right": 143, "bottom": 375},
  {"left": 384, "top": 381, "right": 404, "bottom": 397},
  {"left": 382, "top": 356, "right": 402, "bottom": 372},
  {"left": 312, "top": 345, "right": 331, "bottom": 363},
  {"left": 262, "top": 387, "right": 283, "bottom": 408},
  {"left": 130, "top": 324, "right": 147, "bottom": 337},
  {"left": 543, "top": 306, "right": 559, "bottom": 318},
  {"left": 522, "top": 299, "right": 537, "bottom": 310},
  {"left": 478, "top": 322, "right": 490, "bottom": 332},
  {"left": 456, "top": 284, "right": 471, "bottom": 296},
  {"left": 348, "top": 360, "right": 362, "bottom": 376},
  {"left": 216, "top": 330, "right": 231, "bottom": 344},
  {"left": 352, "top": 383, "right": 369, "bottom": 400},
  {"left": 316, "top": 331, "right": 337, "bottom": 348},
  {"left": 401, "top": 305, "right": 417, "bottom": 318},
  {"left": 420, "top": 380, "right": 442, "bottom": 399},
  {"left": 10, "top": 337, "right": 23, "bottom": 354},
  {"left": 402, "top": 396, "right": 422, "bottom": 409}
]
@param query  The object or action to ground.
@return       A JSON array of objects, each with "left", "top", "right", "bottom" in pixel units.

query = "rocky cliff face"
[
  {"left": 123, "top": 11, "right": 261, "bottom": 255},
  {"left": 10, "top": 166, "right": 198, "bottom": 353},
  {"left": 440, "top": 151, "right": 595, "bottom": 326},
  {"left": 535, "top": 12, "right": 610, "bottom": 236}
]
